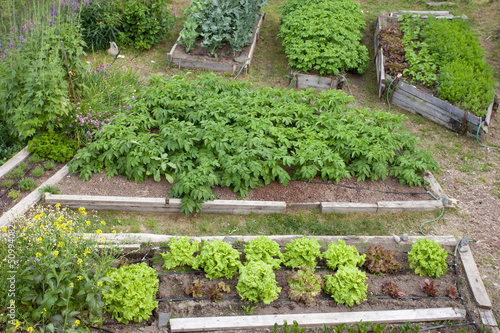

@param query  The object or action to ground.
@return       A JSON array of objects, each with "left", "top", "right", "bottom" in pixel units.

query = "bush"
[
  {"left": 193, "top": 239, "right": 242, "bottom": 280},
  {"left": 408, "top": 238, "right": 448, "bottom": 278},
  {"left": 236, "top": 261, "right": 281, "bottom": 304},
  {"left": 103, "top": 262, "right": 159, "bottom": 324},
  {"left": 32, "top": 166, "right": 45, "bottom": 178},
  {"left": 7, "top": 166, "right": 25, "bottom": 179},
  {"left": 27, "top": 130, "right": 78, "bottom": 163},
  {"left": 80, "top": 0, "right": 122, "bottom": 51},
  {"left": 279, "top": 0, "right": 368, "bottom": 75},
  {"left": 1, "top": 179, "right": 14, "bottom": 188},
  {"left": 43, "top": 160, "right": 56, "bottom": 170},
  {"left": 28, "top": 154, "right": 45, "bottom": 164},
  {"left": 18, "top": 177, "right": 37, "bottom": 191},
  {"left": 324, "top": 266, "right": 367, "bottom": 306}
]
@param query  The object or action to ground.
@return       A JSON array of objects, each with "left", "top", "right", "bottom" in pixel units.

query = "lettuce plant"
[
  {"left": 324, "top": 266, "right": 367, "bottom": 306},
  {"left": 236, "top": 261, "right": 281, "bottom": 304},
  {"left": 286, "top": 266, "right": 324, "bottom": 306},
  {"left": 408, "top": 238, "right": 448, "bottom": 278},
  {"left": 244, "top": 236, "right": 282, "bottom": 270},
  {"left": 282, "top": 237, "right": 322, "bottom": 269},
  {"left": 161, "top": 236, "right": 200, "bottom": 270},
  {"left": 363, "top": 244, "right": 402, "bottom": 274},
  {"left": 193, "top": 239, "right": 242, "bottom": 280},
  {"left": 103, "top": 262, "right": 159, "bottom": 324},
  {"left": 322, "top": 239, "right": 365, "bottom": 271}
]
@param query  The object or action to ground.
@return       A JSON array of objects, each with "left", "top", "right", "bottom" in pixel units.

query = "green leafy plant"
[
  {"left": 7, "top": 189, "right": 20, "bottom": 200},
  {"left": 272, "top": 321, "right": 306, "bottom": 333},
  {"left": 408, "top": 238, "right": 448, "bottom": 278},
  {"left": 370, "top": 323, "right": 392, "bottom": 333},
  {"left": 185, "top": 279, "right": 205, "bottom": 298},
  {"left": 279, "top": 0, "right": 368, "bottom": 75},
  {"left": 80, "top": 0, "right": 122, "bottom": 51},
  {"left": 323, "top": 239, "right": 365, "bottom": 271},
  {"left": 43, "top": 160, "right": 56, "bottom": 170},
  {"left": 39, "top": 185, "right": 62, "bottom": 196},
  {"left": 178, "top": 16, "right": 200, "bottom": 53},
  {"left": 7, "top": 164, "right": 26, "bottom": 179},
  {"left": 18, "top": 178, "right": 37, "bottom": 191},
  {"left": 27, "top": 130, "right": 78, "bottom": 163},
  {"left": 206, "top": 281, "right": 231, "bottom": 302},
  {"left": 363, "top": 244, "right": 402, "bottom": 274},
  {"left": 236, "top": 261, "right": 281, "bottom": 304},
  {"left": 28, "top": 154, "right": 45, "bottom": 164},
  {"left": 421, "top": 278, "right": 438, "bottom": 297},
  {"left": 324, "top": 266, "right": 367, "bottom": 306},
  {"left": 2, "top": 180, "right": 14, "bottom": 188},
  {"left": 103, "top": 262, "right": 159, "bottom": 324},
  {"left": 399, "top": 322, "right": 420, "bottom": 333},
  {"left": 31, "top": 166, "right": 45, "bottom": 178},
  {"left": 381, "top": 281, "right": 405, "bottom": 299},
  {"left": 285, "top": 266, "right": 324, "bottom": 306},
  {"left": 193, "top": 239, "right": 242, "bottom": 280},
  {"left": 282, "top": 237, "right": 322, "bottom": 269},
  {"left": 161, "top": 237, "right": 201, "bottom": 270},
  {"left": 241, "top": 304, "right": 258, "bottom": 315},
  {"left": 244, "top": 236, "right": 282, "bottom": 270}
]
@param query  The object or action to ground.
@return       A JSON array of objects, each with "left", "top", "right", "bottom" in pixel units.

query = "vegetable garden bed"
[{"left": 374, "top": 12, "right": 497, "bottom": 137}]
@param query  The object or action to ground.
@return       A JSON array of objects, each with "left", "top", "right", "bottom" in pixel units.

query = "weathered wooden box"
[
  {"left": 289, "top": 70, "right": 343, "bottom": 91},
  {"left": 167, "top": 14, "right": 265, "bottom": 74},
  {"left": 374, "top": 12, "right": 495, "bottom": 137}
]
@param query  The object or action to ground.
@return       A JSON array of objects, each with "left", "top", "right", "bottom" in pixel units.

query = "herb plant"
[
  {"left": 408, "top": 238, "right": 448, "bottom": 278},
  {"left": 44, "top": 160, "right": 56, "bottom": 170},
  {"left": 2, "top": 180, "right": 14, "bottom": 188},
  {"left": 27, "top": 130, "right": 78, "bottom": 163},
  {"left": 244, "top": 236, "right": 282, "bottom": 269},
  {"left": 207, "top": 281, "right": 231, "bottom": 302},
  {"left": 279, "top": 0, "right": 368, "bottom": 75},
  {"left": 285, "top": 266, "right": 324, "bottom": 306},
  {"left": 282, "top": 237, "right": 322, "bottom": 269},
  {"left": 161, "top": 237, "right": 200, "bottom": 270},
  {"left": 18, "top": 178, "right": 37, "bottom": 191},
  {"left": 363, "top": 244, "right": 402, "bottom": 274},
  {"left": 32, "top": 166, "right": 45, "bottom": 178},
  {"left": 7, "top": 189, "right": 20, "bottom": 200},
  {"left": 381, "top": 281, "right": 405, "bottom": 299},
  {"left": 236, "top": 261, "right": 281, "bottom": 304},
  {"left": 28, "top": 154, "right": 45, "bottom": 164},
  {"left": 323, "top": 240, "right": 365, "bottom": 271},
  {"left": 7, "top": 166, "right": 25, "bottom": 179},
  {"left": 421, "top": 278, "right": 438, "bottom": 297},
  {"left": 193, "top": 239, "right": 242, "bottom": 280},
  {"left": 185, "top": 279, "right": 204, "bottom": 298},
  {"left": 446, "top": 285, "right": 458, "bottom": 299},
  {"left": 324, "top": 266, "right": 367, "bottom": 306},
  {"left": 103, "top": 262, "right": 159, "bottom": 324}
]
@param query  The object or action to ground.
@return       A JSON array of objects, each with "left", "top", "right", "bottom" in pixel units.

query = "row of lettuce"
[{"left": 0, "top": 204, "right": 452, "bottom": 331}]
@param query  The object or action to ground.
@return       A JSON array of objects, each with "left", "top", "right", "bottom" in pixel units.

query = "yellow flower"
[
  {"left": 86, "top": 221, "right": 91, "bottom": 226},
  {"left": 73, "top": 237, "right": 78, "bottom": 243},
  {"left": 27, "top": 327, "right": 33, "bottom": 333},
  {"left": 37, "top": 237, "right": 43, "bottom": 243},
  {"left": 95, "top": 229, "right": 102, "bottom": 234},
  {"left": 69, "top": 227, "right": 73, "bottom": 232},
  {"left": 23, "top": 227, "right": 27, "bottom": 232},
  {"left": 1, "top": 226, "right": 7, "bottom": 233},
  {"left": 77, "top": 259, "right": 83, "bottom": 265},
  {"left": 100, "top": 237, "right": 106, "bottom": 243},
  {"left": 97, "top": 281, "right": 103, "bottom": 287},
  {"left": 58, "top": 242, "right": 64, "bottom": 248},
  {"left": 13, "top": 319, "right": 20, "bottom": 328},
  {"left": 100, "top": 220, "right": 106, "bottom": 225},
  {"left": 112, "top": 230, "right": 117, "bottom": 234},
  {"left": 57, "top": 216, "right": 64, "bottom": 222},
  {"left": 40, "top": 225, "right": 45, "bottom": 230},
  {"left": 74, "top": 319, "right": 80, "bottom": 327},
  {"left": 79, "top": 207, "right": 87, "bottom": 216},
  {"left": 41, "top": 212, "right": 45, "bottom": 216},
  {"left": 52, "top": 250, "right": 59, "bottom": 257},
  {"left": 35, "top": 252, "right": 41, "bottom": 258},
  {"left": 69, "top": 282, "right": 74, "bottom": 288},
  {"left": 77, "top": 275, "right": 82, "bottom": 280},
  {"left": 34, "top": 214, "right": 41, "bottom": 220},
  {"left": 56, "top": 203, "right": 61, "bottom": 208}
]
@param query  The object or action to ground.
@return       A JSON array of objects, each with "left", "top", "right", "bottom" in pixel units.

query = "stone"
[
  {"left": 223, "top": 236, "right": 237, "bottom": 244},
  {"left": 401, "top": 233, "right": 408, "bottom": 241},
  {"left": 158, "top": 313, "right": 171, "bottom": 328},
  {"left": 393, "top": 234, "right": 401, "bottom": 243}
]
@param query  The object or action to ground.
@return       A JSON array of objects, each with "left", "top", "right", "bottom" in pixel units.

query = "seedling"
[
  {"left": 8, "top": 189, "right": 20, "bottom": 200},
  {"left": 421, "top": 279, "right": 438, "bottom": 297},
  {"left": 185, "top": 279, "right": 204, "bottom": 298},
  {"left": 382, "top": 281, "right": 405, "bottom": 299},
  {"left": 241, "top": 304, "right": 258, "bottom": 315},
  {"left": 446, "top": 285, "right": 459, "bottom": 299}
]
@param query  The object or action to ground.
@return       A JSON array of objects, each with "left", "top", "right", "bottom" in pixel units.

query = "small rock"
[
  {"left": 393, "top": 234, "right": 401, "bottom": 243},
  {"left": 223, "top": 236, "right": 237, "bottom": 244},
  {"left": 158, "top": 313, "right": 171, "bottom": 328},
  {"left": 401, "top": 233, "right": 408, "bottom": 241}
]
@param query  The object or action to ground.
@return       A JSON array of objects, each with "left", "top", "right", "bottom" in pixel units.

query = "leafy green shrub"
[
  {"left": 8, "top": 189, "right": 20, "bottom": 200},
  {"left": 1, "top": 179, "right": 14, "bottom": 188},
  {"left": 31, "top": 166, "right": 45, "bottom": 178},
  {"left": 80, "top": 0, "right": 122, "bottom": 51},
  {"left": 28, "top": 154, "right": 45, "bottom": 164},
  {"left": 236, "top": 261, "right": 281, "bottom": 304},
  {"left": 43, "top": 160, "right": 56, "bottom": 170},
  {"left": 408, "top": 238, "right": 448, "bottom": 278},
  {"left": 282, "top": 237, "right": 322, "bottom": 269},
  {"left": 18, "top": 178, "right": 37, "bottom": 191},
  {"left": 363, "top": 244, "right": 402, "bottom": 274},
  {"left": 7, "top": 166, "right": 25, "bottom": 179},
  {"left": 286, "top": 266, "right": 323, "bottom": 306},
  {"left": 324, "top": 266, "right": 367, "bottom": 306},
  {"left": 279, "top": 0, "right": 368, "bottom": 75},
  {"left": 244, "top": 236, "right": 282, "bottom": 270},
  {"left": 193, "top": 239, "right": 242, "bottom": 280},
  {"left": 161, "top": 237, "right": 200, "bottom": 269},
  {"left": 103, "top": 263, "right": 158, "bottom": 324},
  {"left": 39, "top": 185, "right": 61, "bottom": 195},
  {"left": 118, "top": 0, "right": 175, "bottom": 50},
  {"left": 27, "top": 130, "right": 78, "bottom": 163},
  {"left": 322, "top": 240, "right": 365, "bottom": 271}
]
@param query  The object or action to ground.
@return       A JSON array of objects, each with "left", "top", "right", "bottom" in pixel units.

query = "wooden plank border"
[
  {"left": 321, "top": 200, "right": 442, "bottom": 213},
  {"left": 169, "top": 308, "right": 465, "bottom": 332},
  {"left": 460, "top": 246, "right": 492, "bottom": 308},
  {"left": 0, "top": 146, "right": 29, "bottom": 179},
  {"left": 291, "top": 71, "right": 339, "bottom": 91}
]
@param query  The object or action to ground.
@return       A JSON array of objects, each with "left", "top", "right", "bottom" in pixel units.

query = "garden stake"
[{"left": 61, "top": 41, "right": 78, "bottom": 102}]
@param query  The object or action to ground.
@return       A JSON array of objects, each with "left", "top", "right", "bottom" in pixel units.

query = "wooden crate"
[
  {"left": 167, "top": 14, "right": 265, "bottom": 74},
  {"left": 289, "top": 70, "right": 342, "bottom": 91},
  {"left": 374, "top": 12, "right": 495, "bottom": 138}
]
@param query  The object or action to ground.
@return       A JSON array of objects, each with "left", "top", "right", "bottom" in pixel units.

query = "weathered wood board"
[
  {"left": 291, "top": 72, "right": 339, "bottom": 91},
  {"left": 168, "top": 14, "right": 265, "bottom": 74},
  {"left": 460, "top": 247, "right": 493, "bottom": 308},
  {"left": 0, "top": 146, "right": 29, "bottom": 179},
  {"left": 170, "top": 308, "right": 465, "bottom": 332},
  {"left": 320, "top": 202, "right": 377, "bottom": 213}
]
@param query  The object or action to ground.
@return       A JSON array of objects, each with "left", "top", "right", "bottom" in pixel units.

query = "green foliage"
[
  {"left": 206, "top": 281, "right": 231, "bottom": 301},
  {"left": 117, "top": 0, "right": 175, "bottom": 50},
  {"left": 103, "top": 262, "right": 159, "bottom": 324},
  {"left": 39, "top": 185, "right": 62, "bottom": 195},
  {"left": 408, "top": 238, "right": 448, "bottom": 278},
  {"left": 7, "top": 189, "right": 20, "bottom": 200},
  {"left": 32, "top": 166, "right": 45, "bottom": 178},
  {"left": 324, "top": 266, "right": 367, "bottom": 306},
  {"left": 28, "top": 154, "right": 46, "bottom": 164},
  {"left": 193, "top": 239, "right": 242, "bottom": 280},
  {"left": 286, "top": 266, "right": 324, "bottom": 306},
  {"left": 273, "top": 321, "right": 306, "bottom": 333},
  {"left": 279, "top": 0, "right": 368, "bottom": 75},
  {"left": 236, "top": 261, "right": 281, "bottom": 304},
  {"left": 244, "top": 236, "right": 282, "bottom": 270},
  {"left": 80, "top": 0, "right": 122, "bottom": 51},
  {"left": 282, "top": 237, "right": 322, "bottom": 269},
  {"left": 178, "top": 16, "right": 200, "bottom": 53},
  {"left": 43, "top": 160, "right": 56, "bottom": 170},
  {"left": 363, "top": 244, "right": 402, "bottom": 274},
  {"left": 18, "top": 177, "right": 37, "bottom": 191},
  {"left": 68, "top": 74, "right": 438, "bottom": 214},
  {"left": 0, "top": 205, "right": 121, "bottom": 332},
  {"left": 27, "top": 130, "right": 78, "bottom": 163},
  {"left": 7, "top": 166, "right": 25, "bottom": 179},
  {"left": 322, "top": 239, "right": 365, "bottom": 271},
  {"left": 161, "top": 237, "right": 201, "bottom": 270},
  {"left": 2, "top": 179, "right": 14, "bottom": 188},
  {"left": 241, "top": 304, "right": 258, "bottom": 314}
]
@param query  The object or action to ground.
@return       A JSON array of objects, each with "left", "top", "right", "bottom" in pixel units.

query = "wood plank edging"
[
  {"left": 460, "top": 247, "right": 493, "bottom": 308},
  {"left": 377, "top": 200, "right": 443, "bottom": 212},
  {"left": 0, "top": 165, "right": 69, "bottom": 228},
  {"left": 170, "top": 308, "right": 465, "bottom": 332},
  {"left": 0, "top": 146, "right": 29, "bottom": 179}
]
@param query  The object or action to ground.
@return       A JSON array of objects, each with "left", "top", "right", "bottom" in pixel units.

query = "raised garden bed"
[{"left": 374, "top": 11, "right": 497, "bottom": 137}]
